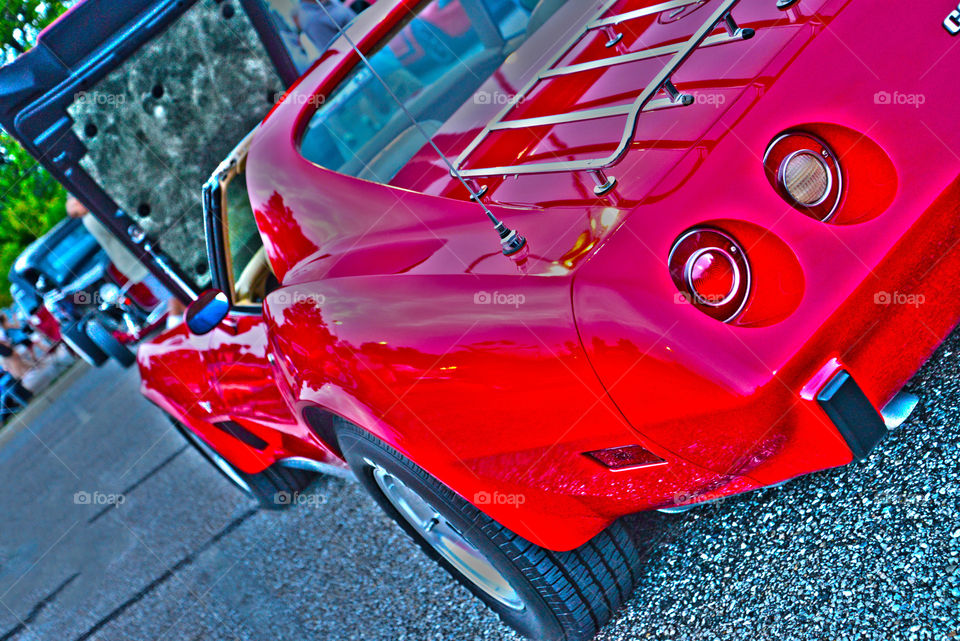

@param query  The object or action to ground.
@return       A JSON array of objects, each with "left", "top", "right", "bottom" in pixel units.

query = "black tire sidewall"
[
  {"left": 62, "top": 321, "right": 108, "bottom": 366},
  {"left": 84, "top": 319, "right": 136, "bottom": 367},
  {"left": 168, "top": 417, "right": 313, "bottom": 509},
  {"left": 337, "top": 424, "right": 564, "bottom": 641}
]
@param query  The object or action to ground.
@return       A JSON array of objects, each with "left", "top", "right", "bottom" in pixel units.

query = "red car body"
[{"left": 138, "top": 0, "right": 960, "bottom": 552}]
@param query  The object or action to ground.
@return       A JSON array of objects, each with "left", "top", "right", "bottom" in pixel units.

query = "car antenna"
[{"left": 317, "top": 5, "right": 527, "bottom": 258}]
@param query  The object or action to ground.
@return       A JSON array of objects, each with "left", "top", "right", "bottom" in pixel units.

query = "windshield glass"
[{"left": 299, "top": 0, "right": 533, "bottom": 183}]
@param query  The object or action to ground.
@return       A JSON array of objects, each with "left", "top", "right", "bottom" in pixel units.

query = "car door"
[{"left": 198, "top": 147, "right": 319, "bottom": 459}]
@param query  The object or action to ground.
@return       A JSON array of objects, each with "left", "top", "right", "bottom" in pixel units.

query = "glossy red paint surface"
[
  {"left": 141, "top": 0, "right": 960, "bottom": 549},
  {"left": 139, "top": 318, "right": 346, "bottom": 476}
]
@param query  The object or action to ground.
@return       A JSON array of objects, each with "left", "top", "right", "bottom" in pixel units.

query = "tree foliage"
[
  {"left": 1, "top": 0, "right": 70, "bottom": 62},
  {"left": 0, "top": 0, "right": 71, "bottom": 305},
  {"left": 0, "top": 132, "right": 67, "bottom": 305}
]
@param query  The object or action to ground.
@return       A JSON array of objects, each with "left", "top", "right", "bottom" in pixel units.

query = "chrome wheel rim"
[{"left": 370, "top": 462, "right": 524, "bottom": 611}]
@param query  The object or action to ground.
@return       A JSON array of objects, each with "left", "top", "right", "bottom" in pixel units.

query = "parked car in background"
[
  {"left": 10, "top": 216, "right": 109, "bottom": 315},
  {"left": 10, "top": 282, "right": 62, "bottom": 344},
  {"left": 3, "top": 1, "right": 958, "bottom": 640},
  {"left": 8, "top": 216, "right": 160, "bottom": 367}
]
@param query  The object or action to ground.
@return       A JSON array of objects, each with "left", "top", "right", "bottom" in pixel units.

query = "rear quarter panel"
[{"left": 263, "top": 274, "right": 756, "bottom": 550}]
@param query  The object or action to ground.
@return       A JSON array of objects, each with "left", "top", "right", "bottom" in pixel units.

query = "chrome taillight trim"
[
  {"left": 683, "top": 247, "right": 742, "bottom": 308},
  {"left": 669, "top": 228, "right": 752, "bottom": 323},
  {"left": 764, "top": 133, "right": 843, "bottom": 222}
]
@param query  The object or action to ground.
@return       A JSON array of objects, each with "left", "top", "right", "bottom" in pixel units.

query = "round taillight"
[
  {"left": 685, "top": 248, "right": 739, "bottom": 306},
  {"left": 780, "top": 150, "right": 831, "bottom": 206},
  {"left": 669, "top": 228, "right": 751, "bottom": 323},
  {"left": 764, "top": 133, "right": 842, "bottom": 221}
]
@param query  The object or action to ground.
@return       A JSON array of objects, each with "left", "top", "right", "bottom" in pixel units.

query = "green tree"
[
  {"left": 0, "top": 132, "right": 67, "bottom": 305},
  {"left": 1, "top": 0, "right": 70, "bottom": 62},
  {"left": 0, "top": 0, "right": 72, "bottom": 306}
]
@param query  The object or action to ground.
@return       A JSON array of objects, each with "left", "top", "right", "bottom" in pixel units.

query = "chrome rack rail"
[{"left": 453, "top": 0, "right": 753, "bottom": 195}]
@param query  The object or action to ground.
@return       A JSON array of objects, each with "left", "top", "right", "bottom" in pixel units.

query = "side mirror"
[{"left": 185, "top": 289, "right": 230, "bottom": 335}]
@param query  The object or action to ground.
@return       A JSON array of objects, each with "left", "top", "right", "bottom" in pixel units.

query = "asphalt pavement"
[{"left": 0, "top": 330, "right": 957, "bottom": 641}]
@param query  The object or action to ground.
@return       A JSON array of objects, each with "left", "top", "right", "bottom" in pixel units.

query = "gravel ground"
[
  {"left": 605, "top": 331, "right": 960, "bottom": 641},
  {"left": 0, "top": 331, "right": 957, "bottom": 640}
]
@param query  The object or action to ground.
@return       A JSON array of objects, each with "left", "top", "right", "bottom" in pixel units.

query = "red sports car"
[{"left": 2, "top": 0, "right": 958, "bottom": 639}]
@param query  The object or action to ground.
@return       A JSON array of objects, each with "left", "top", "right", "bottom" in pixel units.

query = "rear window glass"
[
  {"left": 263, "top": 0, "right": 368, "bottom": 74},
  {"left": 298, "top": 0, "right": 533, "bottom": 183}
]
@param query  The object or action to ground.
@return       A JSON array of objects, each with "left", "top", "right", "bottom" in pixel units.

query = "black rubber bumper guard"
[{"left": 816, "top": 370, "right": 888, "bottom": 461}]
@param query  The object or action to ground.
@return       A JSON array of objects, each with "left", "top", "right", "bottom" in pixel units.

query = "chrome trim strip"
[
  {"left": 492, "top": 104, "right": 632, "bottom": 130},
  {"left": 589, "top": 0, "right": 703, "bottom": 29},
  {"left": 144, "top": 301, "right": 169, "bottom": 325},
  {"left": 454, "top": 0, "right": 746, "bottom": 179},
  {"left": 489, "top": 97, "right": 683, "bottom": 131},
  {"left": 541, "top": 31, "right": 740, "bottom": 79},
  {"left": 454, "top": 0, "right": 620, "bottom": 170},
  {"left": 657, "top": 505, "right": 696, "bottom": 514},
  {"left": 607, "top": 460, "right": 669, "bottom": 473},
  {"left": 278, "top": 456, "right": 357, "bottom": 481},
  {"left": 152, "top": 254, "right": 199, "bottom": 300}
]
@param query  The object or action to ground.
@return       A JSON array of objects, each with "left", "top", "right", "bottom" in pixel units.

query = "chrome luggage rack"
[{"left": 452, "top": 0, "right": 753, "bottom": 195}]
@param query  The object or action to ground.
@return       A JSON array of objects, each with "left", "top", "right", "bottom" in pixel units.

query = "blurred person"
[
  {"left": 66, "top": 195, "right": 150, "bottom": 283},
  {"left": 27, "top": 305, "right": 61, "bottom": 346},
  {"left": 0, "top": 312, "right": 39, "bottom": 362},
  {"left": 167, "top": 297, "right": 186, "bottom": 329},
  {"left": 292, "top": 0, "right": 355, "bottom": 52},
  {"left": 0, "top": 339, "right": 34, "bottom": 403}
]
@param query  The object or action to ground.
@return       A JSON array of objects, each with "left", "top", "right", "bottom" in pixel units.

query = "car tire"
[
  {"left": 61, "top": 321, "right": 108, "bottom": 366},
  {"left": 169, "top": 417, "right": 316, "bottom": 509},
  {"left": 336, "top": 419, "right": 641, "bottom": 641},
  {"left": 84, "top": 319, "right": 136, "bottom": 368}
]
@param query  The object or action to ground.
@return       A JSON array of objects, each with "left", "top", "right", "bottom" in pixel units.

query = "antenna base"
[
  {"left": 502, "top": 232, "right": 527, "bottom": 256},
  {"left": 496, "top": 223, "right": 527, "bottom": 256}
]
